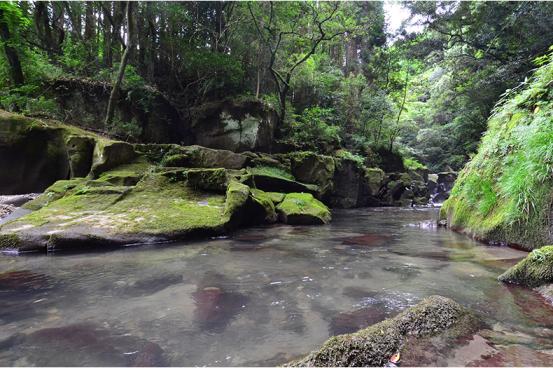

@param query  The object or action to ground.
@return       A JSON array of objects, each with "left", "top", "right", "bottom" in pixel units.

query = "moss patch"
[
  {"left": 0, "top": 233, "right": 21, "bottom": 249},
  {"left": 277, "top": 193, "right": 331, "bottom": 225},
  {"left": 250, "top": 189, "right": 277, "bottom": 223},
  {"left": 267, "top": 192, "right": 286, "bottom": 204},
  {"left": 186, "top": 168, "right": 228, "bottom": 193},
  {"left": 498, "top": 245, "right": 553, "bottom": 287},
  {"left": 441, "top": 58, "right": 553, "bottom": 250}
]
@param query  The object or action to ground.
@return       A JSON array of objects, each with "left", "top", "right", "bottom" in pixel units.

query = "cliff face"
[{"left": 441, "top": 56, "right": 553, "bottom": 250}]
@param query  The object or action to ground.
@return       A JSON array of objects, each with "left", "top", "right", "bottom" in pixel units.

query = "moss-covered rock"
[
  {"left": 441, "top": 58, "right": 553, "bottom": 250},
  {"left": 267, "top": 192, "right": 285, "bottom": 204},
  {"left": 287, "top": 296, "right": 480, "bottom": 367},
  {"left": 498, "top": 246, "right": 553, "bottom": 287},
  {"left": 186, "top": 168, "right": 229, "bottom": 193},
  {"left": 90, "top": 141, "right": 137, "bottom": 177},
  {"left": 161, "top": 145, "right": 249, "bottom": 169},
  {"left": 0, "top": 111, "right": 71, "bottom": 194},
  {"left": 246, "top": 166, "right": 319, "bottom": 196},
  {"left": 250, "top": 189, "right": 277, "bottom": 224},
  {"left": 0, "top": 170, "right": 230, "bottom": 252},
  {"left": 223, "top": 180, "right": 251, "bottom": 228},
  {"left": 289, "top": 151, "right": 335, "bottom": 197},
  {"left": 65, "top": 135, "right": 95, "bottom": 178},
  {"left": 276, "top": 193, "right": 331, "bottom": 225}
]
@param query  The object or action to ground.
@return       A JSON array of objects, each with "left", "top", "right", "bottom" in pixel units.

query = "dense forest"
[{"left": 1, "top": 1, "right": 552, "bottom": 171}]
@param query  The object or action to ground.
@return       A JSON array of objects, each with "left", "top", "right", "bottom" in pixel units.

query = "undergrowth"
[{"left": 442, "top": 54, "right": 553, "bottom": 249}]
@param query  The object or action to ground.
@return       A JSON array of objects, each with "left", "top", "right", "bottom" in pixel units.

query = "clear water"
[{"left": 1, "top": 207, "right": 552, "bottom": 366}]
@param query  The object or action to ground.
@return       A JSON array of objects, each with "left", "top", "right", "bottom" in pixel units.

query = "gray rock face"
[{"left": 189, "top": 98, "right": 278, "bottom": 153}]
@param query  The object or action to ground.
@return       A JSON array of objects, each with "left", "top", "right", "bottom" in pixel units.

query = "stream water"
[{"left": 1, "top": 207, "right": 553, "bottom": 366}]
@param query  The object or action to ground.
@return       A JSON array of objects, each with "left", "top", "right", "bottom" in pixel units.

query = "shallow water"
[{"left": 1, "top": 207, "right": 553, "bottom": 366}]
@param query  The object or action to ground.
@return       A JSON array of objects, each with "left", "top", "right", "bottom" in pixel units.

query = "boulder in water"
[
  {"left": 287, "top": 295, "right": 480, "bottom": 367},
  {"left": 498, "top": 246, "right": 553, "bottom": 287},
  {"left": 277, "top": 193, "right": 331, "bottom": 225}
]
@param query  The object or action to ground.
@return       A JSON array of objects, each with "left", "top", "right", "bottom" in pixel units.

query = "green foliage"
[
  {"left": 107, "top": 117, "right": 143, "bottom": 141},
  {"left": 442, "top": 56, "right": 553, "bottom": 250},
  {"left": 403, "top": 157, "right": 426, "bottom": 171},
  {"left": 335, "top": 149, "right": 365, "bottom": 166},
  {"left": 287, "top": 106, "right": 341, "bottom": 153}
]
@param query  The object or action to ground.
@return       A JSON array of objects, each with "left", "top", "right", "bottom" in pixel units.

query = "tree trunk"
[
  {"left": 102, "top": 3, "right": 113, "bottom": 67},
  {"left": 0, "top": 8, "right": 24, "bottom": 86},
  {"left": 104, "top": 1, "right": 135, "bottom": 127}
]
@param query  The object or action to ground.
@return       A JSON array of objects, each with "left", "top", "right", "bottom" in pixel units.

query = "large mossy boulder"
[
  {"left": 287, "top": 296, "right": 479, "bottom": 367},
  {"left": 90, "top": 141, "right": 137, "bottom": 177},
  {"left": 0, "top": 169, "right": 230, "bottom": 252},
  {"left": 441, "top": 58, "right": 553, "bottom": 250},
  {"left": 161, "top": 145, "right": 249, "bottom": 170},
  {"left": 277, "top": 193, "right": 331, "bottom": 225},
  {"left": 188, "top": 97, "right": 278, "bottom": 153},
  {"left": 0, "top": 110, "right": 100, "bottom": 194},
  {"left": 289, "top": 151, "right": 335, "bottom": 198},
  {"left": 498, "top": 246, "right": 553, "bottom": 287},
  {"left": 246, "top": 166, "right": 319, "bottom": 195},
  {"left": 330, "top": 157, "right": 365, "bottom": 208}
]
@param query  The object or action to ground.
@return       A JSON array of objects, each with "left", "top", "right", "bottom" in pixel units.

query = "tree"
[
  {"left": 248, "top": 1, "right": 343, "bottom": 124},
  {"left": 104, "top": 1, "right": 135, "bottom": 126},
  {"left": 0, "top": 3, "right": 25, "bottom": 86}
]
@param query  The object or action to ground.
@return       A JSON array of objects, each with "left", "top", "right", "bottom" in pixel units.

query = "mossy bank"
[{"left": 441, "top": 57, "right": 553, "bottom": 250}]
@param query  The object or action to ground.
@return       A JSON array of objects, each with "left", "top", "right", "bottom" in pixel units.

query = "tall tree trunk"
[
  {"left": 104, "top": 1, "right": 134, "bottom": 127},
  {"left": 84, "top": 1, "right": 96, "bottom": 68},
  {"left": 0, "top": 8, "right": 24, "bottom": 86},
  {"left": 102, "top": 3, "right": 113, "bottom": 67}
]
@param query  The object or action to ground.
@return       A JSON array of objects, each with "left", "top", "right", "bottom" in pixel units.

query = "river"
[{"left": 1, "top": 207, "right": 552, "bottom": 366}]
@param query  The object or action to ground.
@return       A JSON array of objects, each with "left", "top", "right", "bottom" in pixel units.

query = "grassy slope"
[{"left": 441, "top": 58, "right": 553, "bottom": 250}]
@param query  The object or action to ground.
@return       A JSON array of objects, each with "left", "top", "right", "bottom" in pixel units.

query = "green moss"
[
  {"left": 498, "top": 245, "right": 553, "bottom": 287},
  {"left": 443, "top": 59, "right": 553, "bottom": 250},
  {"left": 23, "top": 178, "right": 88, "bottom": 210},
  {"left": 0, "top": 233, "right": 21, "bottom": 249},
  {"left": 277, "top": 193, "right": 331, "bottom": 225},
  {"left": 250, "top": 189, "right": 277, "bottom": 223},
  {"left": 223, "top": 180, "right": 250, "bottom": 220},
  {"left": 1, "top": 172, "right": 228, "bottom": 242},
  {"left": 186, "top": 168, "right": 228, "bottom": 193},
  {"left": 96, "top": 160, "right": 150, "bottom": 186},
  {"left": 161, "top": 153, "right": 188, "bottom": 167},
  {"left": 247, "top": 165, "right": 294, "bottom": 181},
  {"left": 267, "top": 192, "right": 286, "bottom": 204}
]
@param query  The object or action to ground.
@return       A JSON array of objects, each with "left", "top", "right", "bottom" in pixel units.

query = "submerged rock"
[
  {"left": 5, "top": 323, "right": 167, "bottom": 366},
  {"left": 287, "top": 295, "right": 480, "bottom": 367},
  {"left": 499, "top": 246, "right": 553, "bottom": 287},
  {"left": 192, "top": 286, "right": 249, "bottom": 332},
  {"left": 329, "top": 306, "right": 388, "bottom": 336}
]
